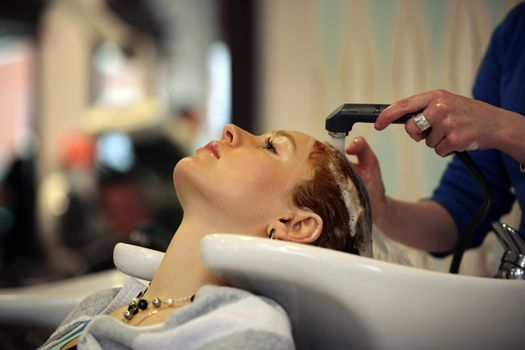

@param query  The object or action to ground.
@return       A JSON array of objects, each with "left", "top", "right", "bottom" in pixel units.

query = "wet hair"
[{"left": 291, "top": 141, "right": 372, "bottom": 256}]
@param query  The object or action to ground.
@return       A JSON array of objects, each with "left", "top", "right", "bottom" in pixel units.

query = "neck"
[{"left": 144, "top": 217, "right": 227, "bottom": 301}]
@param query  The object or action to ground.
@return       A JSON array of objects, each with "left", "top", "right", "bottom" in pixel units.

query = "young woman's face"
[{"left": 174, "top": 124, "right": 316, "bottom": 228}]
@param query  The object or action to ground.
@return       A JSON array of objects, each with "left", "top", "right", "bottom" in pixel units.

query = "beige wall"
[
  {"left": 257, "top": 0, "right": 521, "bottom": 201},
  {"left": 38, "top": 2, "right": 93, "bottom": 179}
]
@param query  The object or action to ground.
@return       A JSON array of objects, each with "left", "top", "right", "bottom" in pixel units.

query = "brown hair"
[{"left": 291, "top": 141, "right": 372, "bottom": 255}]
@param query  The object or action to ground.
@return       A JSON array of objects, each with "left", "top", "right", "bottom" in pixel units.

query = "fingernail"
[{"left": 467, "top": 141, "right": 479, "bottom": 151}]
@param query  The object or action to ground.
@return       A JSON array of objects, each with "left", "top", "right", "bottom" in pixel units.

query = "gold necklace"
[{"left": 122, "top": 290, "right": 195, "bottom": 323}]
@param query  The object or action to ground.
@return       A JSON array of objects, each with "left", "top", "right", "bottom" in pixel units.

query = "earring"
[{"left": 268, "top": 228, "right": 275, "bottom": 240}]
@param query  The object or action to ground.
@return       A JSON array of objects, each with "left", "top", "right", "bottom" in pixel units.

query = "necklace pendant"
[
  {"left": 138, "top": 299, "right": 148, "bottom": 310},
  {"left": 152, "top": 298, "right": 161, "bottom": 308},
  {"left": 123, "top": 310, "right": 133, "bottom": 320}
]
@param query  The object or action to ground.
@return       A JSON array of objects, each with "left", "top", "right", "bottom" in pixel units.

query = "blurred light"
[
  {"left": 48, "top": 188, "right": 69, "bottom": 216},
  {"left": 93, "top": 42, "right": 124, "bottom": 75},
  {"left": 43, "top": 173, "right": 70, "bottom": 216},
  {"left": 207, "top": 41, "right": 232, "bottom": 137},
  {"left": 96, "top": 132, "right": 135, "bottom": 173},
  {"left": 93, "top": 42, "right": 141, "bottom": 107}
]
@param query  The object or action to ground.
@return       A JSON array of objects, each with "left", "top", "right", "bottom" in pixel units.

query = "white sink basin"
[
  {"left": 0, "top": 269, "right": 131, "bottom": 328},
  {"left": 200, "top": 234, "right": 525, "bottom": 350},
  {"left": 5, "top": 235, "right": 522, "bottom": 349}
]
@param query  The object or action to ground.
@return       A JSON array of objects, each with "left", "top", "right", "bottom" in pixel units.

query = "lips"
[{"left": 201, "top": 141, "right": 220, "bottom": 159}]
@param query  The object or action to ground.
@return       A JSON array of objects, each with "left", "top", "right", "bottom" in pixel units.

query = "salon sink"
[
  {"left": 200, "top": 234, "right": 525, "bottom": 350},
  {"left": 0, "top": 269, "right": 131, "bottom": 328},
  {"left": 4, "top": 236, "right": 523, "bottom": 349}
]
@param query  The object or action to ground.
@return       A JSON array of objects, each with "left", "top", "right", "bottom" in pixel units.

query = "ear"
[{"left": 267, "top": 209, "right": 323, "bottom": 244}]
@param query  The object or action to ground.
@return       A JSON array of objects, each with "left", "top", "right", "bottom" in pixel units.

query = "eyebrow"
[{"left": 274, "top": 130, "right": 297, "bottom": 151}]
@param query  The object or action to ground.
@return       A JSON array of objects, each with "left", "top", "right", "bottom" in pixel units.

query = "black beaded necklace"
[{"left": 122, "top": 289, "right": 195, "bottom": 323}]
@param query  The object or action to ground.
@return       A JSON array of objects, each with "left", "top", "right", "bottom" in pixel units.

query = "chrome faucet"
[{"left": 491, "top": 222, "right": 525, "bottom": 280}]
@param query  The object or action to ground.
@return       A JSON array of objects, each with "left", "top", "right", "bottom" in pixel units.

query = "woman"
[{"left": 40, "top": 124, "right": 371, "bottom": 350}]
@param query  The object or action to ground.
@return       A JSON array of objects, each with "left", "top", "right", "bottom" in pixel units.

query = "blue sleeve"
[
  {"left": 471, "top": 20, "right": 502, "bottom": 106},
  {"left": 430, "top": 4, "right": 525, "bottom": 252},
  {"left": 432, "top": 151, "right": 515, "bottom": 252},
  {"left": 473, "top": 2, "right": 525, "bottom": 107}
]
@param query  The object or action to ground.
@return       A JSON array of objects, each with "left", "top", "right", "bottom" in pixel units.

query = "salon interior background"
[{"left": 0, "top": 0, "right": 521, "bottom": 287}]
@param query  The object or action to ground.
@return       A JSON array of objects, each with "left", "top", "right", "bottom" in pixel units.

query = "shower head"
[
  {"left": 325, "top": 103, "right": 417, "bottom": 154},
  {"left": 325, "top": 103, "right": 417, "bottom": 137}
]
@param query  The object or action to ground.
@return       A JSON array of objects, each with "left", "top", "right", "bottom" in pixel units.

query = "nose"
[{"left": 222, "top": 124, "right": 251, "bottom": 147}]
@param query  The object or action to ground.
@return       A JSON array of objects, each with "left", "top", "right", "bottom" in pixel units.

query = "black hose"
[{"left": 448, "top": 151, "right": 493, "bottom": 274}]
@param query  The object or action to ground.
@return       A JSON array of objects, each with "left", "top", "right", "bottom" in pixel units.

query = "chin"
[
  {"left": 173, "top": 156, "right": 194, "bottom": 179},
  {"left": 172, "top": 156, "right": 214, "bottom": 207},
  {"left": 172, "top": 157, "right": 194, "bottom": 192}
]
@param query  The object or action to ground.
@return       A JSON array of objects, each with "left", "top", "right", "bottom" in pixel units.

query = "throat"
[{"left": 144, "top": 222, "right": 226, "bottom": 301}]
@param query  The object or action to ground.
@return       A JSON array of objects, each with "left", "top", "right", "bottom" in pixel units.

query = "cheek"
[
  {"left": 236, "top": 157, "right": 288, "bottom": 187},
  {"left": 218, "top": 159, "right": 291, "bottom": 205}
]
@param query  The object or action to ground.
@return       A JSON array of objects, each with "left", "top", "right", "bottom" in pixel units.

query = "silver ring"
[{"left": 414, "top": 113, "right": 431, "bottom": 132}]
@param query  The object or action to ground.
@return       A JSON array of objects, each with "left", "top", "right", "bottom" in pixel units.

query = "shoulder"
[
  {"left": 40, "top": 278, "right": 146, "bottom": 349},
  {"left": 493, "top": 3, "right": 525, "bottom": 45},
  {"left": 39, "top": 287, "right": 120, "bottom": 349},
  {"left": 504, "top": 2, "right": 525, "bottom": 23},
  {"left": 195, "top": 284, "right": 281, "bottom": 307},
  {"left": 178, "top": 285, "right": 291, "bottom": 327},
  {"left": 196, "top": 285, "right": 289, "bottom": 319},
  {"left": 63, "top": 278, "right": 146, "bottom": 324},
  {"left": 150, "top": 285, "right": 294, "bottom": 349}
]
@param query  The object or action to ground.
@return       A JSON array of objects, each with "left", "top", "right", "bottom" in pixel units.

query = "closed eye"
[{"left": 263, "top": 137, "right": 277, "bottom": 154}]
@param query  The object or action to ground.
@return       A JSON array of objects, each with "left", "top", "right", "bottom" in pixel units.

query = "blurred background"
[{"left": 0, "top": 0, "right": 521, "bottom": 291}]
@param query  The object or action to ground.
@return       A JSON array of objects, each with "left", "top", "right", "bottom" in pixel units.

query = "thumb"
[{"left": 346, "top": 137, "right": 378, "bottom": 170}]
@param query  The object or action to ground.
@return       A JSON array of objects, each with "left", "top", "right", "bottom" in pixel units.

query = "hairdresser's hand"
[
  {"left": 346, "top": 137, "right": 389, "bottom": 225},
  {"left": 375, "top": 89, "right": 525, "bottom": 161}
]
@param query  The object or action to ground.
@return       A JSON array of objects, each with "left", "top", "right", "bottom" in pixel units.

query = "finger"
[
  {"left": 345, "top": 136, "right": 367, "bottom": 157},
  {"left": 405, "top": 116, "right": 427, "bottom": 142},
  {"left": 426, "top": 130, "right": 446, "bottom": 149},
  {"left": 435, "top": 132, "right": 480, "bottom": 156},
  {"left": 414, "top": 103, "right": 447, "bottom": 133},
  {"left": 375, "top": 90, "right": 437, "bottom": 130},
  {"left": 434, "top": 138, "right": 454, "bottom": 157},
  {"left": 346, "top": 137, "right": 378, "bottom": 170},
  {"left": 424, "top": 117, "right": 446, "bottom": 148}
]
